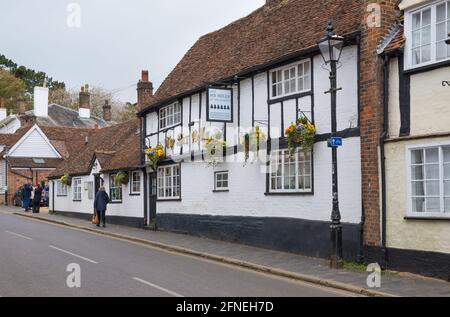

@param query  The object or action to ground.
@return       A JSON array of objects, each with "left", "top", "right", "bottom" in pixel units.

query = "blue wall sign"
[{"left": 328, "top": 137, "right": 343, "bottom": 148}]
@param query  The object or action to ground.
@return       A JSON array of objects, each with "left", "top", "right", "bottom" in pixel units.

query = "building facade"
[
  {"left": 380, "top": 0, "right": 450, "bottom": 279},
  {"left": 136, "top": 0, "right": 400, "bottom": 260}
]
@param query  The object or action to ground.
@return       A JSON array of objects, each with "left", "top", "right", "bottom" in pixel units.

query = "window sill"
[
  {"left": 265, "top": 192, "right": 313, "bottom": 196},
  {"left": 109, "top": 201, "right": 123, "bottom": 204},
  {"left": 404, "top": 59, "right": 450, "bottom": 75},
  {"left": 404, "top": 216, "right": 450, "bottom": 221},
  {"left": 130, "top": 193, "right": 141, "bottom": 196},
  {"left": 268, "top": 91, "right": 312, "bottom": 105},
  {"left": 157, "top": 198, "right": 182, "bottom": 202},
  {"left": 72, "top": 200, "right": 82, "bottom": 202},
  {"left": 213, "top": 189, "right": 229, "bottom": 193}
]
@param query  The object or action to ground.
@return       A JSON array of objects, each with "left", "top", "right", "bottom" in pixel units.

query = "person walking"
[
  {"left": 22, "top": 181, "right": 32, "bottom": 212},
  {"left": 32, "top": 184, "right": 43, "bottom": 214},
  {"left": 94, "top": 186, "right": 109, "bottom": 228}
]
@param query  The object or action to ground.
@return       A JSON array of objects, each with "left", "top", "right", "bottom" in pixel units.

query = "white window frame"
[
  {"left": 270, "top": 59, "right": 311, "bottom": 99},
  {"left": 131, "top": 171, "right": 141, "bottom": 195},
  {"left": 269, "top": 149, "right": 313, "bottom": 193},
  {"left": 56, "top": 180, "right": 68, "bottom": 197},
  {"left": 406, "top": 141, "right": 450, "bottom": 218},
  {"left": 405, "top": 0, "right": 450, "bottom": 69},
  {"left": 214, "top": 171, "right": 229, "bottom": 191},
  {"left": 159, "top": 102, "right": 182, "bottom": 130},
  {"left": 72, "top": 178, "right": 82, "bottom": 201},
  {"left": 86, "top": 181, "right": 94, "bottom": 200},
  {"left": 157, "top": 164, "right": 181, "bottom": 200},
  {"left": 110, "top": 174, "right": 123, "bottom": 203}
]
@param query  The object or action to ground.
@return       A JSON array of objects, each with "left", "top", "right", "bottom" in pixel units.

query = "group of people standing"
[{"left": 22, "top": 181, "right": 49, "bottom": 214}]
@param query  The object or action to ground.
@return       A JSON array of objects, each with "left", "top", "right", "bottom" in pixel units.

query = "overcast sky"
[{"left": 0, "top": 0, "right": 265, "bottom": 103}]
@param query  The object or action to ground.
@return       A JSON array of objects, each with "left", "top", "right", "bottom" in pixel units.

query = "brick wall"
[
  {"left": 6, "top": 168, "right": 52, "bottom": 206},
  {"left": 359, "top": 1, "right": 398, "bottom": 246}
]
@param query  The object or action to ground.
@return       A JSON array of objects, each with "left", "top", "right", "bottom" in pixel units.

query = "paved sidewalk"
[{"left": 2, "top": 206, "right": 450, "bottom": 297}]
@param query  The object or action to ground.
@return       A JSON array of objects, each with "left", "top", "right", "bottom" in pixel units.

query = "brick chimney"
[
  {"left": 79, "top": 84, "right": 91, "bottom": 119},
  {"left": 137, "top": 70, "right": 153, "bottom": 111},
  {"left": 103, "top": 100, "right": 112, "bottom": 122},
  {"left": 359, "top": 0, "right": 399, "bottom": 250},
  {"left": 18, "top": 98, "right": 27, "bottom": 115}
]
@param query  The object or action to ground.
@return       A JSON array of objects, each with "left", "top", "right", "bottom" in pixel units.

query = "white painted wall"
[
  {"left": 50, "top": 160, "right": 144, "bottom": 219},
  {"left": 9, "top": 127, "right": 60, "bottom": 158},
  {"left": 144, "top": 46, "right": 362, "bottom": 224}
]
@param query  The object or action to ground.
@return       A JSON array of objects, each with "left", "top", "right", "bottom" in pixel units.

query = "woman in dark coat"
[
  {"left": 94, "top": 186, "right": 110, "bottom": 228},
  {"left": 32, "top": 184, "right": 43, "bottom": 214},
  {"left": 22, "top": 181, "right": 32, "bottom": 212}
]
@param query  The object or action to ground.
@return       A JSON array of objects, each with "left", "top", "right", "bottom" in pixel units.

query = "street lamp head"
[{"left": 317, "top": 21, "right": 345, "bottom": 64}]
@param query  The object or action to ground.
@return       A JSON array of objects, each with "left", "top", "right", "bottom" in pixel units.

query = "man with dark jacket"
[
  {"left": 94, "top": 186, "right": 110, "bottom": 228},
  {"left": 22, "top": 181, "right": 33, "bottom": 212},
  {"left": 32, "top": 184, "right": 43, "bottom": 214}
]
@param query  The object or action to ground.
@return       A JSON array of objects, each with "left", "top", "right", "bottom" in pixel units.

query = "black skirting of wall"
[
  {"left": 157, "top": 213, "right": 362, "bottom": 261},
  {"left": 364, "top": 246, "right": 450, "bottom": 281},
  {"left": 52, "top": 210, "right": 144, "bottom": 228}
]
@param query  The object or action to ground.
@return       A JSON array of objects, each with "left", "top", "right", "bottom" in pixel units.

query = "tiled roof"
[
  {"left": 142, "top": 0, "right": 362, "bottom": 111},
  {"left": 49, "top": 119, "right": 140, "bottom": 178},
  {"left": 384, "top": 27, "right": 405, "bottom": 53}
]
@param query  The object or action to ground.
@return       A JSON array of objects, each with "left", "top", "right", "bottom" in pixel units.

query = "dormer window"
[{"left": 406, "top": 1, "right": 450, "bottom": 68}]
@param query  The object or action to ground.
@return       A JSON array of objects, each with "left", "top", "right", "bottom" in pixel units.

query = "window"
[
  {"left": 159, "top": 102, "right": 182, "bottom": 130},
  {"left": 131, "top": 171, "right": 141, "bottom": 194},
  {"left": 408, "top": 145, "right": 450, "bottom": 217},
  {"left": 110, "top": 174, "right": 123, "bottom": 202},
  {"left": 157, "top": 165, "right": 181, "bottom": 200},
  {"left": 57, "top": 180, "right": 68, "bottom": 196},
  {"left": 72, "top": 178, "right": 82, "bottom": 201},
  {"left": 270, "top": 150, "right": 312, "bottom": 193},
  {"left": 86, "top": 181, "right": 94, "bottom": 200},
  {"left": 407, "top": 1, "right": 450, "bottom": 67},
  {"left": 270, "top": 60, "right": 311, "bottom": 98},
  {"left": 214, "top": 171, "right": 229, "bottom": 191}
]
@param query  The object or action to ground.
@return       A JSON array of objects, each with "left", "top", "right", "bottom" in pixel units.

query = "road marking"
[
  {"left": 132, "top": 277, "right": 184, "bottom": 297},
  {"left": 5, "top": 230, "right": 33, "bottom": 241},
  {"left": 49, "top": 245, "right": 98, "bottom": 264}
]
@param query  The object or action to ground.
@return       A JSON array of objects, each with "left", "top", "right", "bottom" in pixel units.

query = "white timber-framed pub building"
[{"left": 137, "top": 0, "right": 365, "bottom": 260}]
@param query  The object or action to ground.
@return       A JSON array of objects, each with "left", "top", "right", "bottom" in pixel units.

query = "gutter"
[{"left": 380, "top": 54, "right": 390, "bottom": 252}]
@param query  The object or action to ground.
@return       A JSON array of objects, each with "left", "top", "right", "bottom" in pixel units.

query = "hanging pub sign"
[{"left": 206, "top": 87, "right": 233, "bottom": 123}]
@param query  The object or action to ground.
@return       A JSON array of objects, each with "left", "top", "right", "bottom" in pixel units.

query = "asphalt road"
[{"left": 0, "top": 212, "right": 354, "bottom": 297}]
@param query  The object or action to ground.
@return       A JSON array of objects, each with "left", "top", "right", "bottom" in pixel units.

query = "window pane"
[
  {"left": 437, "top": 41, "right": 447, "bottom": 60},
  {"left": 412, "top": 197, "right": 425, "bottom": 213},
  {"left": 411, "top": 165, "right": 424, "bottom": 180},
  {"left": 445, "top": 181, "right": 450, "bottom": 196},
  {"left": 412, "top": 48, "right": 421, "bottom": 65},
  {"left": 412, "top": 12, "right": 421, "bottom": 30},
  {"left": 421, "top": 45, "right": 431, "bottom": 62},
  {"left": 425, "top": 181, "right": 440, "bottom": 196},
  {"left": 411, "top": 150, "right": 424, "bottom": 164},
  {"left": 437, "top": 4, "right": 446, "bottom": 23},
  {"left": 422, "top": 9, "right": 431, "bottom": 25},
  {"left": 412, "top": 30, "right": 421, "bottom": 48},
  {"left": 426, "top": 148, "right": 439, "bottom": 163},
  {"left": 422, "top": 25, "right": 431, "bottom": 44},
  {"left": 426, "top": 198, "right": 440, "bottom": 212},
  {"left": 444, "top": 147, "right": 450, "bottom": 163},
  {"left": 412, "top": 181, "right": 425, "bottom": 196},
  {"left": 425, "top": 164, "right": 439, "bottom": 179},
  {"left": 445, "top": 164, "right": 450, "bottom": 179},
  {"left": 445, "top": 198, "right": 450, "bottom": 213}
]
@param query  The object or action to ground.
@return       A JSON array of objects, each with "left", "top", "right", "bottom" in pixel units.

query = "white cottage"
[
  {"left": 137, "top": 0, "right": 366, "bottom": 259},
  {"left": 48, "top": 120, "right": 145, "bottom": 227}
]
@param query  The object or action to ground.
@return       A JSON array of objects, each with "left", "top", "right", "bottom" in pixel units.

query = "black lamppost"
[{"left": 317, "top": 21, "right": 345, "bottom": 269}]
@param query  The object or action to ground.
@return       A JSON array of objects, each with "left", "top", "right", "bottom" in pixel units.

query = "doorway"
[{"left": 148, "top": 173, "right": 157, "bottom": 226}]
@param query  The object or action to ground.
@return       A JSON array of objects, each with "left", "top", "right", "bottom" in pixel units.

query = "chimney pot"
[
  {"left": 79, "top": 84, "right": 91, "bottom": 119},
  {"left": 141, "top": 70, "right": 149, "bottom": 82}
]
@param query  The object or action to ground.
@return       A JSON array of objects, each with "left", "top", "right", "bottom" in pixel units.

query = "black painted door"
[{"left": 149, "top": 173, "right": 157, "bottom": 224}]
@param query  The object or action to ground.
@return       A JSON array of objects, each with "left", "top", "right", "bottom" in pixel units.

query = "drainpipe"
[{"left": 380, "top": 54, "right": 390, "bottom": 255}]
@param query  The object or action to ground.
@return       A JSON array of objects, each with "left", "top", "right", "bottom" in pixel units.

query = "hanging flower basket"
[
  {"left": 145, "top": 144, "right": 166, "bottom": 171},
  {"left": 241, "top": 126, "right": 267, "bottom": 165},
  {"left": 114, "top": 171, "right": 129, "bottom": 185},
  {"left": 204, "top": 137, "right": 226, "bottom": 168},
  {"left": 285, "top": 117, "right": 316, "bottom": 154},
  {"left": 60, "top": 173, "right": 72, "bottom": 186}
]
